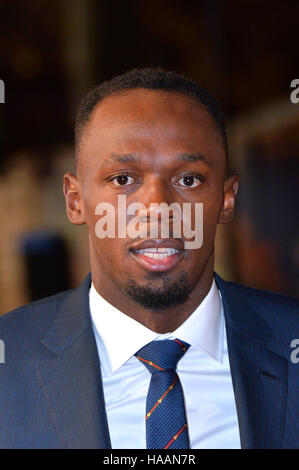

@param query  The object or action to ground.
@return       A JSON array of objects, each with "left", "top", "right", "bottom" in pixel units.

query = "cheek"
[
  {"left": 92, "top": 237, "right": 128, "bottom": 279},
  {"left": 202, "top": 191, "right": 223, "bottom": 225},
  {"left": 201, "top": 211, "right": 220, "bottom": 249},
  {"left": 188, "top": 199, "right": 221, "bottom": 237}
]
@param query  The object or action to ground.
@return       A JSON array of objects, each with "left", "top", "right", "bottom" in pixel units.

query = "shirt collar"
[{"left": 89, "top": 277, "right": 224, "bottom": 376}]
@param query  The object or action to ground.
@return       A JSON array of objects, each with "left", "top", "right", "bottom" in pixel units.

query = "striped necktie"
[{"left": 135, "top": 338, "right": 190, "bottom": 449}]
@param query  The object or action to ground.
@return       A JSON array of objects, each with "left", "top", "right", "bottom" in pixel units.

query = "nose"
[
  {"left": 139, "top": 175, "right": 173, "bottom": 215},
  {"left": 133, "top": 176, "right": 181, "bottom": 234}
]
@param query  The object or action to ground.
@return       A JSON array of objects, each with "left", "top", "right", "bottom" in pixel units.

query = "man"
[{"left": 0, "top": 68, "right": 298, "bottom": 449}]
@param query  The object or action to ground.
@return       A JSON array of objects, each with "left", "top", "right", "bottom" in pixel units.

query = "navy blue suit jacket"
[{"left": 0, "top": 272, "right": 298, "bottom": 449}]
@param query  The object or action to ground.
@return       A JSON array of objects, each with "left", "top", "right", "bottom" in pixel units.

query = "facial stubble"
[{"left": 123, "top": 270, "right": 192, "bottom": 311}]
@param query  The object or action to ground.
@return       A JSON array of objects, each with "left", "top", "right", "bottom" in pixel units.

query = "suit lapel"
[
  {"left": 37, "top": 274, "right": 111, "bottom": 449},
  {"left": 215, "top": 274, "right": 288, "bottom": 449}
]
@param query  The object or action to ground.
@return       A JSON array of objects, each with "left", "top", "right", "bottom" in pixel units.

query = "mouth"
[{"left": 128, "top": 239, "right": 185, "bottom": 272}]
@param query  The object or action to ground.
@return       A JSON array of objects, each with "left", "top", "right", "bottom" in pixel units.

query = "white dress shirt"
[{"left": 89, "top": 278, "right": 241, "bottom": 449}]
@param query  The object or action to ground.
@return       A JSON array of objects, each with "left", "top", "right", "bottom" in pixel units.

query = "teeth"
[
  {"left": 136, "top": 247, "right": 178, "bottom": 253},
  {"left": 142, "top": 252, "right": 172, "bottom": 260},
  {"left": 134, "top": 247, "right": 179, "bottom": 260}
]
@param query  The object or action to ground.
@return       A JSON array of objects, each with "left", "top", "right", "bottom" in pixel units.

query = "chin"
[{"left": 122, "top": 271, "right": 191, "bottom": 311}]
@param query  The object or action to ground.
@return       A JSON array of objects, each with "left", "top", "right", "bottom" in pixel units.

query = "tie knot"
[{"left": 135, "top": 338, "right": 190, "bottom": 374}]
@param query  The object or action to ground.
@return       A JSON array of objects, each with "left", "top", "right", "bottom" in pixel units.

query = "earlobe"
[
  {"left": 218, "top": 175, "right": 239, "bottom": 224},
  {"left": 63, "top": 172, "right": 86, "bottom": 225}
]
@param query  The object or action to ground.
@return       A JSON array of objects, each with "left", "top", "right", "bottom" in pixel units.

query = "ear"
[
  {"left": 63, "top": 172, "right": 86, "bottom": 225},
  {"left": 218, "top": 174, "right": 239, "bottom": 224}
]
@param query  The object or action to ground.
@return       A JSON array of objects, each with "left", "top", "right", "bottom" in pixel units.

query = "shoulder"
[
  {"left": 0, "top": 272, "right": 92, "bottom": 342},
  {"left": 0, "top": 274, "right": 91, "bottom": 375},
  {"left": 227, "top": 277, "right": 297, "bottom": 305},
  {"left": 215, "top": 273, "right": 299, "bottom": 335},
  {"left": 0, "top": 287, "right": 76, "bottom": 334},
  {"left": 216, "top": 272, "right": 298, "bottom": 307}
]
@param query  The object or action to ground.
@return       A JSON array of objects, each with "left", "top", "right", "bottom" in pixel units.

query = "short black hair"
[{"left": 75, "top": 67, "right": 228, "bottom": 168}]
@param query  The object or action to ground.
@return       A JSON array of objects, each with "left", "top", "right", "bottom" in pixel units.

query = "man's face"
[{"left": 65, "top": 89, "right": 238, "bottom": 311}]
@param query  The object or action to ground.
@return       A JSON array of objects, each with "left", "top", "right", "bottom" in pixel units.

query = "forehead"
[{"left": 78, "top": 89, "right": 225, "bottom": 167}]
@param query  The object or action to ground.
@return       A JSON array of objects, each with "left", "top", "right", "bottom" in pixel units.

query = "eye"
[
  {"left": 177, "top": 175, "right": 202, "bottom": 188},
  {"left": 111, "top": 175, "right": 135, "bottom": 186}
]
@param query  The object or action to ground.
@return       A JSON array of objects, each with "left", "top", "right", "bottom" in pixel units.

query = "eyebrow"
[
  {"left": 103, "top": 153, "right": 138, "bottom": 166},
  {"left": 178, "top": 153, "right": 212, "bottom": 167},
  {"left": 102, "top": 152, "right": 211, "bottom": 168}
]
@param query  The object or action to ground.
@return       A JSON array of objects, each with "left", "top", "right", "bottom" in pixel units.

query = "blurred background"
[{"left": 0, "top": 0, "right": 298, "bottom": 314}]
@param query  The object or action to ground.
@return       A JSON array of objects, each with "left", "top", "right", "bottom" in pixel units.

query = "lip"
[{"left": 129, "top": 238, "right": 185, "bottom": 272}]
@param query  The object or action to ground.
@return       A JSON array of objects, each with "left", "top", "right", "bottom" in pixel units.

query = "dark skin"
[{"left": 64, "top": 89, "right": 239, "bottom": 333}]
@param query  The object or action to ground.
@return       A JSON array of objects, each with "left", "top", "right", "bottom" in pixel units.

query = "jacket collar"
[
  {"left": 40, "top": 272, "right": 92, "bottom": 356},
  {"left": 214, "top": 273, "right": 273, "bottom": 345}
]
